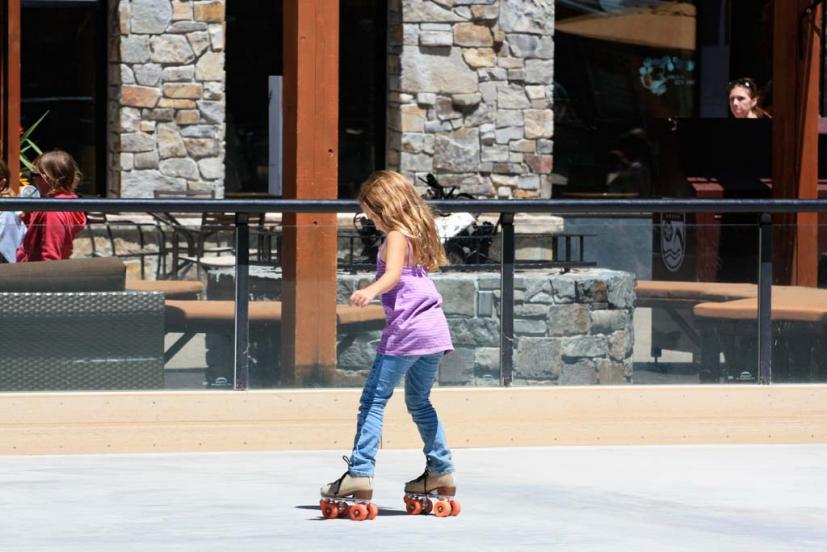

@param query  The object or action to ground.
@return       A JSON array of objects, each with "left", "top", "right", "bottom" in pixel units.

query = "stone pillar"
[
  {"left": 108, "top": 0, "right": 226, "bottom": 198},
  {"left": 387, "top": 0, "right": 554, "bottom": 199}
]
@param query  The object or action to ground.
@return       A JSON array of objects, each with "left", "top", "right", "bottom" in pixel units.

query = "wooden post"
[
  {"left": 281, "top": 0, "right": 339, "bottom": 385},
  {"left": 772, "top": 0, "right": 820, "bottom": 286},
  {"left": 0, "top": 0, "right": 22, "bottom": 193}
]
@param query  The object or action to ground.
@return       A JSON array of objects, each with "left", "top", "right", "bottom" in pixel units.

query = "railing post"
[
  {"left": 758, "top": 213, "right": 773, "bottom": 384},
  {"left": 500, "top": 212, "right": 515, "bottom": 387},
  {"left": 234, "top": 213, "right": 250, "bottom": 390}
]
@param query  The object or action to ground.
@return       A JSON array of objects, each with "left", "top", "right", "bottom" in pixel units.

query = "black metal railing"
[
  {"left": 5, "top": 196, "right": 827, "bottom": 388},
  {"left": 339, "top": 231, "right": 595, "bottom": 273}
]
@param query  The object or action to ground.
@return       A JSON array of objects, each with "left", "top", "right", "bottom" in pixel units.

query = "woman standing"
[{"left": 728, "top": 78, "right": 771, "bottom": 119}]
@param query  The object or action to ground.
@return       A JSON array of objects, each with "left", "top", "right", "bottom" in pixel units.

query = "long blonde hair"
[{"left": 358, "top": 171, "right": 447, "bottom": 271}]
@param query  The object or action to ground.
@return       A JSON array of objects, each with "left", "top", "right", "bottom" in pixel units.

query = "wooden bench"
[
  {"left": 163, "top": 300, "right": 386, "bottom": 384},
  {"left": 693, "top": 286, "right": 827, "bottom": 382},
  {"left": 126, "top": 279, "right": 204, "bottom": 300},
  {"left": 635, "top": 281, "right": 757, "bottom": 306},
  {"left": 634, "top": 280, "right": 758, "bottom": 360}
]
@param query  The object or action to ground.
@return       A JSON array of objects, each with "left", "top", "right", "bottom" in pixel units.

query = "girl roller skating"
[{"left": 320, "top": 171, "right": 460, "bottom": 521}]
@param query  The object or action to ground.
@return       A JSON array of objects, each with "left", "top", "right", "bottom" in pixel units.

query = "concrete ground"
[{"left": 1, "top": 445, "right": 825, "bottom": 551}]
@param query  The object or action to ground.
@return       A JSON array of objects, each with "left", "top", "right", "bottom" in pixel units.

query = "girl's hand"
[{"left": 349, "top": 288, "right": 376, "bottom": 307}]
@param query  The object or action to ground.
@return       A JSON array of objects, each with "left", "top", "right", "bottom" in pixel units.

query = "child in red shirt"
[{"left": 16, "top": 150, "right": 86, "bottom": 262}]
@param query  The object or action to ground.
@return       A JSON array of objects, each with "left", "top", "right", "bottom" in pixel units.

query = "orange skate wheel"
[
  {"left": 433, "top": 500, "right": 451, "bottom": 517},
  {"left": 321, "top": 501, "right": 339, "bottom": 519},
  {"left": 406, "top": 499, "right": 422, "bottom": 515},
  {"left": 449, "top": 499, "right": 461, "bottom": 516},
  {"left": 366, "top": 503, "right": 379, "bottom": 520},
  {"left": 349, "top": 503, "right": 368, "bottom": 521}
]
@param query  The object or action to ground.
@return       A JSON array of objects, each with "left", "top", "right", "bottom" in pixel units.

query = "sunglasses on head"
[{"left": 729, "top": 79, "right": 753, "bottom": 89}]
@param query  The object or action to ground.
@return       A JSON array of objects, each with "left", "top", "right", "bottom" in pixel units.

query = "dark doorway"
[
  {"left": 20, "top": 0, "right": 106, "bottom": 196},
  {"left": 339, "top": 0, "right": 387, "bottom": 198},
  {"left": 225, "top": 0, "right": 386, "bottom": 197},
  {"left": 225, "top": 0, "right": 283, "bottom": 195}
]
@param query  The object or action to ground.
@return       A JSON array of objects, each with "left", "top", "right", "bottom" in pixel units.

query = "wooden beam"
[
  {"left": 1, "top": 0, "right": 21, "bottom": 193},
  {"left": 281, "top": 0, "right": 339, "bottom": 385},
  {"left": 772, "top": 0, "right": 820, "bottom": 286}
]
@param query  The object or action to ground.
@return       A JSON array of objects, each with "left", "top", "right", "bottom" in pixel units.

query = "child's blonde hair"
[{"left": 358, "top": 170, "right": 448, "bottom": 271}]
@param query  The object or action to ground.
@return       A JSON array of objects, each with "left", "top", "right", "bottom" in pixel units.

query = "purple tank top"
[{"left": 375, "top": 240, "right": 454, "bottom": 356}]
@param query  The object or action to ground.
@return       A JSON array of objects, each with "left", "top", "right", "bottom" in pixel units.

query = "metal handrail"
[{"left": 5, "top": 197, "right": 827, "bottom": 214}]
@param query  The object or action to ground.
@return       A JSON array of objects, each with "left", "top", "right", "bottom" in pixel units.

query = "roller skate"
[
  {"left": 319, "top": 456, "right": 378, "bottom": 521},
  {"left": 403, "top": 470, "right": 461, "bottom": 517}
]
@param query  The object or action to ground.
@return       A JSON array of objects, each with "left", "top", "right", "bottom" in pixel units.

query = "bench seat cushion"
[
  {"left": 0, "top": 257, "right": 125, "bottom": 292},
  {"left": 165, "top": 300, "right": 384, "bottom": 333},
  {"left": 127, "top": 279, "right": 204, "bottom": 299},
  {"left": 336, "top": 304, "right": 386, "bottom": 326},
  {"left": 693, "top": 286, "right": 827, "bottom": 322},
  {"left": 635, "top": 280, "right": 757, "bottom": 303}
]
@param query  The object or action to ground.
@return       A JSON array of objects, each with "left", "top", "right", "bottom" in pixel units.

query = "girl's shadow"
[{"left": 296, "top": 505, "right": 409, "bottom": 518}]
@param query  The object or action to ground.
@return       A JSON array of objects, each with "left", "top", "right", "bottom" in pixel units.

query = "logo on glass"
[{"left": 660, "top": 212, "right": 686, "bottom": 272}]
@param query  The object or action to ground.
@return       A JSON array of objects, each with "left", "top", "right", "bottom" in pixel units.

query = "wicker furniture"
[{"left": 0, "top": 258, "right": 165, "bottom": 391}]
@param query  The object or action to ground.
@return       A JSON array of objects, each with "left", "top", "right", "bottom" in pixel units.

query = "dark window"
[{"left": 553, "top": 1, "right": 698, "bottom": 198}]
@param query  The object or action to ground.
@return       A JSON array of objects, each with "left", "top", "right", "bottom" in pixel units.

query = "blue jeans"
[{"left": 348, "top": 352, "right": 455, "bottom": 477}]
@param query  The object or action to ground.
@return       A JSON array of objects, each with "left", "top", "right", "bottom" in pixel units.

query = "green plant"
[{"left": 19, "top": 111, "right": 49, "bottom": 176}]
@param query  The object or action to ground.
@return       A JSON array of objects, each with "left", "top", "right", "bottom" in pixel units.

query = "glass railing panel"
[
  {"left": 5, "top": 203, "right": 825, "bottom": 392},
  {"left": 428, "top": 210, "right": 502, "bottom": 388},
  {"left": 0, "top": 209, "right": 251, "bottom": 392},
  {"left": 509, "top": 214, "right": 760, "bottom": 386},
  {"left": 245, "top": 219, "right": 503, "bottom": 389},
  {"left": 770, "top": 223, "right": 827, "bottom": 383}
]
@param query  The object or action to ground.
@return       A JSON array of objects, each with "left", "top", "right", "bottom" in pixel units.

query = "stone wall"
[
  {"left": 387, "top": 0, "right": 555, "bottom": 199},
  {"left": 108, "top": 0, "right": 226, "bottom": 198},
  {"left": 338, "top": 270, "right": 635, "bottom": 385},
  {"left": 208, "top": 267, "right": 635, "bottom": 387}
]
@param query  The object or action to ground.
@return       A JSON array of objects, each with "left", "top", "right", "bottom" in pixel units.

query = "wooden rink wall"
[{"left": 1, "top": 385, "right": 826, "bottom": 455}]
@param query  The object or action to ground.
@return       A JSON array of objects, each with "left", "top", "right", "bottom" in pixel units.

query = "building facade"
[{"left": 105, "top": 0, "right": 557, "bottom": 199}]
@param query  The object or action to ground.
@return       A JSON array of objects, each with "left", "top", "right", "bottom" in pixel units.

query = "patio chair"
[
  {"left": 85, "top": 212, "right": 166, "bottom": 279},
  {"left": 151, "top": 189, "right": 221, "bottom": 278},
  {"left": 152, "top": 208, "right": 274, "bottom": 278}
]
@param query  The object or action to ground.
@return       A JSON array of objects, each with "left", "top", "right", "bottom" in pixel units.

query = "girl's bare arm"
[{"left": 349, "top": 230, "right": 407, "bottom": 306}]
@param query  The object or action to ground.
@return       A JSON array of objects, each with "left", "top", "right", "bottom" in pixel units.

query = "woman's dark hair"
[
  {"left": 0, "top": 159, "right": 10, "bottom": 197},
  {"left": 33, "top": 150, "right": 81, "bottom": 196},
  {"left": 728, "top": 77, "right": 759, "bottom": 96},
  {"left": 728, "top": 78, "right": 772, "bottom": 118}
]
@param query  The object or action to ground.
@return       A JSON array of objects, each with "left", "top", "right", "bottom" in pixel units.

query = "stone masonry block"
[
  {"left": 439, "top": 348, "right": 475, "bottom": 385},
  {"left": 547, "top": 304, "right": 590, "bottom": 336},
  {"left": 559, "top": 359, "right": 597, "bottom": 385},
  {"left": 561, "top": 335, "right": 609, "bottom": 359},
  {"left": 451, "top": 318, "right": 500, "bottom": 347},
  {"left": 515, "top": 337, "right": 561, "bottom": 379},
  {"left": 435, "top": 278, "right": 477, "bottom": 316}
]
